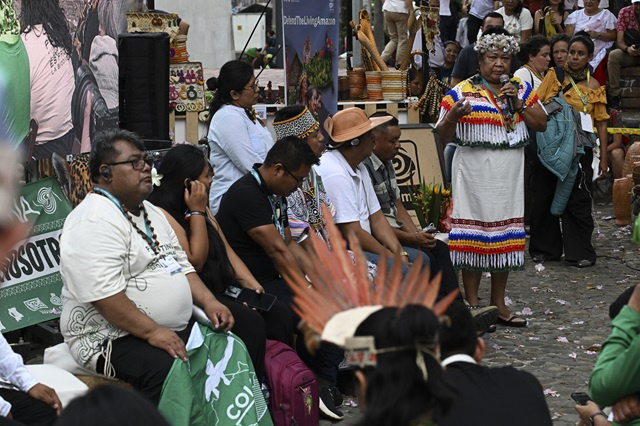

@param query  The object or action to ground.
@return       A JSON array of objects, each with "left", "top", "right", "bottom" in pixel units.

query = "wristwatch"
[{"left": 589, "top": 411, "right": 607, "bottom": 426}]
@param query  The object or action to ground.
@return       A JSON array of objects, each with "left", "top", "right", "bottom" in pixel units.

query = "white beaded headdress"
[{"left": 474, "top": 33, "right": 520, "bottom": 55}]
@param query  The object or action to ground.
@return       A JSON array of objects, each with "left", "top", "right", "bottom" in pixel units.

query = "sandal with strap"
[{"left": 497, "top": 314, "right": 527, "bottom": 328}]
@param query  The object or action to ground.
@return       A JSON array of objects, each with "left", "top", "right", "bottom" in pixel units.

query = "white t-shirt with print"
[
  {"left": 496, "top": 7, "right": 534, "bottom": 44},
  {"left": 60, "top": 194, "right": 195, "bottom": 371},
  {"left": 514, "top": 67, "right": 543, "bottom": 90},
  {"left": 316, "top": 149, "right": 381, "bottom": 234},
  {"left": 565, "top": 8, "right": 617, "bottom": 69}
]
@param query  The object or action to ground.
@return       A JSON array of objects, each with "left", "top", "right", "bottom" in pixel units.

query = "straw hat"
[{"left": 323, "top": 108, "right": 392, "bottom": 144}]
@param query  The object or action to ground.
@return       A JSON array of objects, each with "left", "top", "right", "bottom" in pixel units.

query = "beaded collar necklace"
[{"left": 93, "top": 188, "right": 161, "bottom": 255}]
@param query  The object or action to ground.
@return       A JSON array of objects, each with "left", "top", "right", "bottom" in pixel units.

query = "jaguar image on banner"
[{"left": 0, "top": 177, "right": 72, "bottom": 332}]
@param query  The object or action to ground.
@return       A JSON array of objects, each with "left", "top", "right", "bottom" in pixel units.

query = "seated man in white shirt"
[
  {"left": 316, "top": 108, "right": 429, "bottom": 275},
  {"left": 0, "top": 140, "right": 60, "bottom": 425},
  {"left": 59, "top": 130, "right": 233, "bottom": 404}
]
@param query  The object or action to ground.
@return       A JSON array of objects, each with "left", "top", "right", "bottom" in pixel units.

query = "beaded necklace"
[{"left": 93, "top": 188, "right": 161, "bottom": 255}]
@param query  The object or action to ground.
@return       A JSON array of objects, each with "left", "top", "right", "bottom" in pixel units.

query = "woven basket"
[
  {"left": 632, "top": 162, "right": 640, "bottom": 186},
  {"left": 365, "top": 71, "right": 382, "bottom": 101},
  {"left": 623, "top": 141, "right": 640, "bottom": 177},
  {"left": 381, "top": 70, "right": 407, "bottom": 101},
  {"left": 126, "top": 11, "right": 179, "bottom": 37},
  {"left": 347, "top": 69, "right": 366, "bottom": 100},
  {"left": 170, "top": 35, "right": 188, "bottom": 63},
  {"left": 613, "top": 177, "right": 634, "bottom": 226}
]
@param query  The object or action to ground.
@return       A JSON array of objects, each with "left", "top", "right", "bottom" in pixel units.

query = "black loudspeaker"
[{"left": 118, "top": 33, "right": 170, "bottom": 144}]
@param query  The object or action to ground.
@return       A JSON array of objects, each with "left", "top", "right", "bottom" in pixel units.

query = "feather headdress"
[{"left": 282, "top": 206, "right": 459, "bottom": 354}]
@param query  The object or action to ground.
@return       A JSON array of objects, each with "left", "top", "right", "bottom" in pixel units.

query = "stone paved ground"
[
  {"left": 21, "top": 202, "right": 636, "bottom": 425},
  {"left": 322, "top": 202, "right": 638, "bottom": 426}
]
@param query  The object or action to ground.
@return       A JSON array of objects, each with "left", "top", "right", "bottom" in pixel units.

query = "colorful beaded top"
[{"left": 439, "top": 74, "right": 539, "bottom": 149}]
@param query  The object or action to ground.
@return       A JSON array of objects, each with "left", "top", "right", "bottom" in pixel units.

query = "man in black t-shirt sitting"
[
  {"left": 216, "top": 136, "right": 347, "bottom": 420},
  {"left": 216, "top": 136, "right": 318, "bottom": 291}
]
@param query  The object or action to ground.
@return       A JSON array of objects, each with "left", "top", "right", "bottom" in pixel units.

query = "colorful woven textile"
[
  {"left": 437, "top": 75, "right": 538, "bottom": 272},
  {"left": 438, "top": 75, "right": 539, "bottom": 149}
]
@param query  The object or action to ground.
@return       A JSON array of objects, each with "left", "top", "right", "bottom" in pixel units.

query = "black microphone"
[{"left": 500, "top": 74, "right": 516, "bottom": 114}]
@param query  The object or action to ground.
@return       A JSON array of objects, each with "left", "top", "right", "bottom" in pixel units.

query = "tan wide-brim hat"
[{"left": 323, "top": 108, "right": 393, "bottom": 144}]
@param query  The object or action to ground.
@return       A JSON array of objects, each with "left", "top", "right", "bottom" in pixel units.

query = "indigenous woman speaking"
[{"left": 436, "top": 30, "right": 547, "bottom": 327}]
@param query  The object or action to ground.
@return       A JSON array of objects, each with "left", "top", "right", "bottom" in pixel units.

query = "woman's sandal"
[{"left": 497, "top": 314, "right": 527, "bottom": 328}]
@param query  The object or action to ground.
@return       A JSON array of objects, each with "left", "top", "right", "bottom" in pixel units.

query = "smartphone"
[
  {"left": 571, "top": 392, "right": 591, "bottom": 406},
  {"left": 185, "top": 178, "right": 192, "bottom": 193},
  {"left": 225, "top": 286, "right": 277, "bottom": 312},
  {"left": 423, "top": 225, "right": 438, "bottom": 234},
  {"left": 543, "top": 100, "right": 563, "bottom": 115}
]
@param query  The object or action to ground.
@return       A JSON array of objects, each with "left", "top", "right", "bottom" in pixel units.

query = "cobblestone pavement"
[{"left": 323, "top": 202, "right": 638, "bottom": 425}]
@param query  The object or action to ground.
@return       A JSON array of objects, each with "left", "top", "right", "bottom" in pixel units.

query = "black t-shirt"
[
  {"left": 215, "top": 166, "right": 288, "bottom": 282},
  {"left": 451, "top": 43, "right": 521, "bottom": 81}
]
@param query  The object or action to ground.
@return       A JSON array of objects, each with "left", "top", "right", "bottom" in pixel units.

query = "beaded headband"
[
  {"left": 273, "top": 107, "right": 319, "bottom": 140},
  {"left": 474, "top": 33, "right": 520, "bottom": 55},
  {"left": 345, "top": 335, "right": 439, "bottom": 380}
]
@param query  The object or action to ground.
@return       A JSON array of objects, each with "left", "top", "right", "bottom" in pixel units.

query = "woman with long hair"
[
  {"left": 564, "top": 0, "right": 616, "bottom": 85},
  {"left": 515, "top": 35, "right": 551, "bottom": 90},
  {"left": 534, "top": 0, "right": 568, "bottom": 37},
  {"left": 20, "top": 0, "right": 76, "bottom": 159},
  {"left": 352, "top": 305, "right": 458, "bottom": 426},
  {"left": 549, "top": 33, "right": 571, "bottom": 67},
  {"left": 436, "top": 30, "right": 547, "bottom": 327},
  {"left": 530, "top": 33, "right": 608, "bottom": 268},
  {"left": 496, "top": 0, "right": 534, "bottom": 43},
  {"left": 148, "top": 144, "right": 293, "bottom": 380},
  {"left": 206, "top": 60, "right": 273, "bottom": 213}
]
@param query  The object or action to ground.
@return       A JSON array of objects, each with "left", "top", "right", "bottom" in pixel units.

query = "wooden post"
[
  {"left": 364, "top": 103, "right": 377, "bottom": 117},
  {"left": 169, "top": 110, "right": 176, "bottom": 142},
  {"left": 185, "top": 111, "right": 198, "bottom": 144},
  {"left": 407, "top": 105, "right": 420, "bottom": 124},
  {"left": 386, "top": 102, "right": 399, "bottom": 118}
]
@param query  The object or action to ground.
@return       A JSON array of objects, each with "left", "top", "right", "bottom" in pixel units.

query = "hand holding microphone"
[{"left": 500, "top": 74, "right": 518, "bottom": 114}]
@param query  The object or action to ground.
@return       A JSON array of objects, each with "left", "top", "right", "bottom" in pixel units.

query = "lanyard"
[
  {"left": 93, "top": 187, "right": 156, "bottom": 249},
  {"left": 250, "top": 169, "right": 285, "bottom": 239},
  {"left": 568, "top": 71, "right": 590, "bottom": 113},
  {"left": 479, "top": 77, "right": 517, "bottom": 132}
]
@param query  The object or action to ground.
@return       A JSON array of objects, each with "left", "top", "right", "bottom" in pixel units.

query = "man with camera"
[{"left": 607, "top": 0, "right": 640, "bottom": 109}]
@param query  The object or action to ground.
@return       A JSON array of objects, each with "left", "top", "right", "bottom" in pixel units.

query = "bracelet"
[
  {"left": 516, "top": 104, "right": 528, "bottom": 114},
  {"left": 589, "top": 412, "right": 607, "bottom": 426},
  {"left": 190, "top": 211, "right": 206, "bottom": 216}
]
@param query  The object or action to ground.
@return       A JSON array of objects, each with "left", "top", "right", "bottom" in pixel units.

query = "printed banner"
[
  {"left": 0, "top": 177, "right": 72, "bottom": 332},
  {"left": 282, "top": 0, "right": 339, "bottom": 128},
  {"left": 159, "top": 325, "right": 273, "bottom": 426}
]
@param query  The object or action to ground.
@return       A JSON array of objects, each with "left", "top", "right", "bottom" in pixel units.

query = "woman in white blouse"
[
  {"left": 514, "top": 35, "right": 551, "bottom": 90},
  {"left": 565, "top": 0, "right": 616, "bottom": 85},
  {"left": 206, "top": 60, "right": 274, "bottom": 213},
  {"left": 496, "top": 0, "right": 534, "bottom": 43}
]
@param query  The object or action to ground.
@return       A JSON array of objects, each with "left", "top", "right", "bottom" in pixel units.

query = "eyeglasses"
[
  {"left": 242, "top": 79, "right": 260, "bottom": 92},
  {"left": 280, "top": 163, "right": 306, "bottom": 184},
  {"left": 107, "top": 156, "right": 153, "bottom": 171}
]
